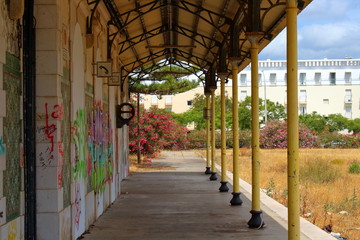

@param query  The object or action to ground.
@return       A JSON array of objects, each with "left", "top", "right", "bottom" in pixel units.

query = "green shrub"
[
  {"left": 348, "top": 162, "right": 360, "bottom": 174},
  {"left": 318, "top": 131, "right": 360, "bottom": 148},
  {"left": 300, "top": 160, "right": 340, "bottom": 184}
]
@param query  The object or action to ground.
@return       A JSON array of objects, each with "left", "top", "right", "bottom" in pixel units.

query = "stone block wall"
[{"left": 0, "top": 0, "right": 130, "bottom": 239}]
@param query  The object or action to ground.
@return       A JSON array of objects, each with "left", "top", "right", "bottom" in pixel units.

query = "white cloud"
[
  {"left": 259, "top": 30, "right": 286, "bottom": 60},
  {"left": 259, "top": 0, "right": 360, "bottom": 61},
  {"left": 298, "top": 21, "right": 360, "bottom": 59}
]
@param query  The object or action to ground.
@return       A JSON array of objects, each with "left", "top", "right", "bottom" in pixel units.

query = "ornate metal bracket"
[
  {"left": 116, "top": 103, "right": 135, "bottom": 128},
  {"left": 86, "top": 0, "right": 102, "bottom": 34}
]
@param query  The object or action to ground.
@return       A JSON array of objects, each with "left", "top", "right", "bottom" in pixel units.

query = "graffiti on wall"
[
  {"left": 72, "top": 109, "right": 86, "bottom": 180},
  {"left": 74, "top": 182, "right": 82, "bottom": 231},
  {"left": 5, "top": 220, "right": 19, "bottom": 240},
  {"left": 38, "top": 103, "right": 64, "bottom": 169},
  {"left": 45, "top": 103, "right": 63, "bottom": 152},
  {"left": 57, "top": 142, "right": 64, "bottom": 188},
  {"left": 61, "top": 73, "right": 71, "bottom": 207},
  {"left": 0, "top": 136, "right": 5, "bottom": 156},
  {"left": 87, "top": 100, "right": 113, "bottom": 193}
]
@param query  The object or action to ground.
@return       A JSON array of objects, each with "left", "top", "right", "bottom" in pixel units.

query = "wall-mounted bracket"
[
  {"left": 116, "top": 103, "right": 135, "bottom": 128},
  {"left": 107, "top": 20, "right": 120, "bottom": 59},
  {"left": 86, "top": 0, "right": 102, "bottom": 34}
]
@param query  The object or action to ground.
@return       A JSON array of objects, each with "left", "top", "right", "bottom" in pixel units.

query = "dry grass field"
[{"left": 195, "top": 148, "right": 360, "bottom": 240}]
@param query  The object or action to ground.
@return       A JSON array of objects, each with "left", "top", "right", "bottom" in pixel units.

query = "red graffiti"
[
  {"left": 51, "top": 104, "right": 64, "bottom": 119},
  {"left": 57, "top": 143, "right": 64, "bottom": 187},
  {"left": 45, "top": 103, "right": 56, "bottom": 153},
  {"left": 57, "top": 167, "right": 63, "bottom": 188},
  {"left": 44, "top": 103, "right": 64, "bottom": 153}
]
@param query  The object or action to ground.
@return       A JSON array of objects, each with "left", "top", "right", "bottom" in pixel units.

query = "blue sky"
[{"left": 259, "top": 0, "right": 360, "bottom": 60}]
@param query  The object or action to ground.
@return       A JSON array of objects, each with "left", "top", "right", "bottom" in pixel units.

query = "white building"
[{"left": 142, "top": 58, "right": 360, "bottom": 120}]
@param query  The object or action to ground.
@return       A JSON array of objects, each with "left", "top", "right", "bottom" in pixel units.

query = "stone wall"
[
  {"left": 0, "top": 1, "right": 24, "bottom": 239},
  {"left": 0, "top": 0, "right": 130, "bottom": 239}
]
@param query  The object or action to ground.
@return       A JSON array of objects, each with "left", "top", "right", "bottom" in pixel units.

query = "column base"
[
  {"left": 209, "top": 172, "right": 217, "bottom": 181},
  {"left": 219, "top": 181, "right": 229, "bottom": 192},
  {"left": 248, "top": 210, "right": 265, "bottom": 228},
  {"left": 205, "top": 167, "right": 211, "bottom": 175},
  {"left": 230, "top": 192, "right": 243, "bottom": 206}
]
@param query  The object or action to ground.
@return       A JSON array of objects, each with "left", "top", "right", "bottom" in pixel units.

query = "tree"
[
  {"left": 238, "top": 96, "right": 286, "bottom": 130},
  {"left": 261, "top": 99, "right": 286, "bottom": 121},
  {"left": 176, "top": 95, "right": 286, "bottom": 130},
  {"left": 129, "top": 65, "right": 200, "bottom": 95},
  {"left": 346, "top": 118, "right": 360, "bottom": 134},
  {"left": 299, "top": 111, "right": 327, "bottom": 133},
  {"left": 326, "top": 114, "right": 349, "bottom": 132}
]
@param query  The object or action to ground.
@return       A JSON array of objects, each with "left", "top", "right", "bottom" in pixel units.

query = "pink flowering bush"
[
  {"left": 260, "top": 120, "right": 317, "bottom": 149},
  {"left": 129, "top": 103, "right": 190, "bottom": 160}
]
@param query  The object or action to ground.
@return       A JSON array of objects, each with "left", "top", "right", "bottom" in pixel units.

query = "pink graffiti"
[{"left": 74, "top": 183, "right": 81, "bottom": 230}]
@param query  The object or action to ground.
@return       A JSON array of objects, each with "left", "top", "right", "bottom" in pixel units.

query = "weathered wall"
[
  {"left": 0, "top": 0, "right": 129, "bottom": 238},
  {"left": 0, "top": 0, "right": 24, "bottom": 239}
]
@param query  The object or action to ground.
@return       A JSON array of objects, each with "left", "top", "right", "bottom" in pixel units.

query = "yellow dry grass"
[{"left": 195, "top": 148, "right": 360, "bottom": 240}]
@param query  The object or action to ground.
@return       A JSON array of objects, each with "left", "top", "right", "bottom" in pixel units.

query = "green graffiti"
[
  {"left": 87, "top": 101, "right": 114, "bottom": 193},
  {"left": 72, "top": 109, "right": 87, "bottom": 180}
]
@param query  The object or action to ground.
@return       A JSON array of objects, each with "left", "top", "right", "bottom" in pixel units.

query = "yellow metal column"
[
  {"left": 205, "top": 95, "right": 211, "bottom": 174},
  {"left": 287, "top": 0, "right": 300, "bottom": 239},
  {"left": 230, "top": 62, "right": 242, "bottom": 205},
  {"left": 247, "top": 37, "right": 264, "bottom": 228},
  {"left": 209, "top": 90, "right": 217, "bottom": 180},
  {"left": 219, "top": 76, "right": 229, "bottom": 192}
]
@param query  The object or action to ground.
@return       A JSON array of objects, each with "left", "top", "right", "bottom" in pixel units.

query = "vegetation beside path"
[{"left": 195, "top": 148, "right": 360, "bottom": 240}]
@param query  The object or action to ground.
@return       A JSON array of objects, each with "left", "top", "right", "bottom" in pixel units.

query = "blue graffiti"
[{"left": 0, "top": 137, "right": 5, "bottom": 156}]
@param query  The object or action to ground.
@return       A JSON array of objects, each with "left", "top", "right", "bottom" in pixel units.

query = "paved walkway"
[{"left": 82, "top": 151, "right": 315, "bottom": 240}]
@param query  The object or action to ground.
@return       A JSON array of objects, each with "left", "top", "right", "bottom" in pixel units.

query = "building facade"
[{"left": 143, "top": 58, "right": 360, "bottom": 120}]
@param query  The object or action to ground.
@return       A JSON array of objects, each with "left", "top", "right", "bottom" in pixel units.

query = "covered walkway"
[{"left": 82, "top": 151, "right": 312, "bottom": 240}]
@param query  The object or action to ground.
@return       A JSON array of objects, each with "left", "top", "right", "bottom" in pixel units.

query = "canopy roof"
[{"left": 91, "top": 0, "right": 312, "bottom": 80}]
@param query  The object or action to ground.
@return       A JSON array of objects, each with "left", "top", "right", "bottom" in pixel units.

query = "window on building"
[
  {"left": 345, "top": 89, "right": 352, "bottom": 103},
  {"left": 345, "top": 106, "right": 352, "bottom": 119},
  {"left": 299, "top": 73, "right": 306, "bottom": 85},
  {"left": 165, "top": 95, "right": 172, "bottom": 105},
  {"left": 258, "top": 73, "right": 262, "bottom": 86},
  {"left": 240, "top": 74, "right": 247, "bottom": 86},
  {"left": 323, "top": 99, "right": 329, "bottom": 104},
  {"left": 270, "top": 73, "right": 276, "bottom": 85},
  {"left": 284, "top": 73, "right": 287, "bottom": 82},
  {"left": 187, "top": 100, "right": 192, "bottom": 106},
  {"left": 345, "top": 72, "right": 352, "bottom": 84},
  {"left": 151, "top": 95, "right": 158, "bottom": 105},
  {"left": 299, "top": 106, "right": 307, "bottom": 115},
  {"left": 299, "top": 90, "right": 307, "bottom": 103},
  {"left": 165, "top": 107, "right": 172, "bottom": 111},
  {"left": 330, "top": 72, "right": 336, "bottom": 85},
  {"left": 315, "top": 72, "right": 321, "bottom": 85},
  {"left": 240, "top": 91, "right": 247, "bottom": 101}
]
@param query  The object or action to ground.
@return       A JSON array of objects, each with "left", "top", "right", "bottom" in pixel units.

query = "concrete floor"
[{"left": 82, "top": 151, "right": 312, "bottom": 240}]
